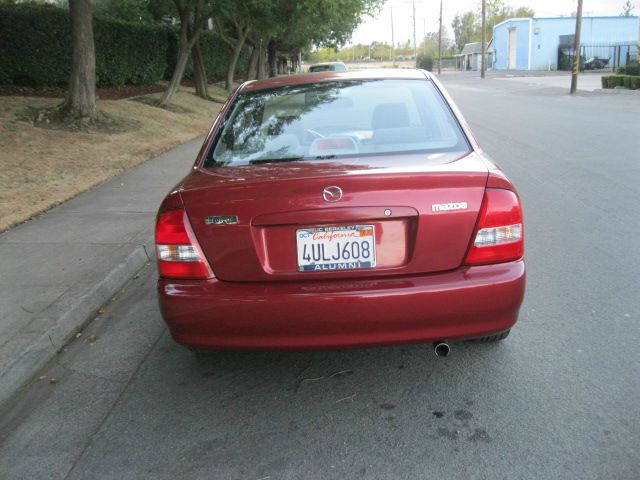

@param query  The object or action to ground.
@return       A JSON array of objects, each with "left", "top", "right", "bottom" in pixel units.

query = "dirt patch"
[
  {"left": 24, "top": 106, "right": 141, "bottom": 134},
  {"left": 0, "top": 79, "right": 235, "bottom": 101},
  {"left": 131, "top": 95, "right": 194, "bottom": 114},
  {"left": 0, "top": 83, "right": 167, "bottom": 100},
  {"left": 0, "top": 83, "right": 234, "bottom": 231}
]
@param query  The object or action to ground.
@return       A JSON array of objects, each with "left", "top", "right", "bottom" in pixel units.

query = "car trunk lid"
[{"left": 180, "top": 152, "right": 488, "bottom": 282}]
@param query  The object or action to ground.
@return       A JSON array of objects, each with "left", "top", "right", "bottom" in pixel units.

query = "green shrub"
[
  {"left": 625, "top": 61, "right": 639, "bottom": 76},
  {"left": 0, "top": 4, "right": 251, "bottom": 88},
  {"left": 0, "top": 4, "right": 71, "bottom": 86},
  {"left": 416, "top": 54, "right": 434, "bottom": 71},
  {"left": 601, "top": 74, "right": 640, "bottom": 90},
  {"left": 94, "top": 18, "right": 169, "bottom": 86},
  {"left": 0, "top": 4, "right": 169, "bottom": 87}
]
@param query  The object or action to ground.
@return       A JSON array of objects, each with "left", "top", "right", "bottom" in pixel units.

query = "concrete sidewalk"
[
  {"left": 0, "top": 138, "right": 202, "bottom": 406},
  {"left": 495, "top": 72, "right": 604, "bottom": 91}
]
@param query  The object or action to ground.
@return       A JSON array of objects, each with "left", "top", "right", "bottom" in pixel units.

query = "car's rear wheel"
[{"left": 471, "top": 329, "right": 511, "bottom": 343}]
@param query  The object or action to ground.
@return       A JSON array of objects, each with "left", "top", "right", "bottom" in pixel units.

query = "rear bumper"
[{"left": 158, "top": 260, "right": 525, "bottom": 350}]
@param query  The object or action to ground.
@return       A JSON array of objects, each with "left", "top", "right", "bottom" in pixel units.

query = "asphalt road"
[{"left": 1, "top": 73, "right": 639, "bottom": 479}]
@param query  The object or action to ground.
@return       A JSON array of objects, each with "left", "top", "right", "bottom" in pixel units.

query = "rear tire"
[{"left": 472, "top": 329, "right": 510, "bottom": 343}]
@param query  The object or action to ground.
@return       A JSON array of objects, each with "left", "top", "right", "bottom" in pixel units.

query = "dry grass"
[{"left": 0, "top": 84, "right": 231, "bottom": 231}]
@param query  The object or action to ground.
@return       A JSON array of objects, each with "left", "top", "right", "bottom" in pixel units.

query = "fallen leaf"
[
  {"left": 98, "top": 307, "right": 107, "bottom": 314},
  {"left": 49, "top": 378, "right": 58, "bottom": 384},
  {"left": 39, "top": 375, "right": 47, "bottom": 381}
]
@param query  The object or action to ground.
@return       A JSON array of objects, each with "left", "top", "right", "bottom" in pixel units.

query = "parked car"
[
  {"left": 308, "top": 62, "right": 348, "bottom": 72},
  {"left": 155, "top": 69, "right": 525, "bottom": 354},
  {"left": 584, "top": 56, "right": 610, "bottom": 70}
]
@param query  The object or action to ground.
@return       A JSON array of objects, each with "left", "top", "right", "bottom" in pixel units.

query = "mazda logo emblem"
[{"left": 322, "top": 186, "right": 343, "bottom": 203}]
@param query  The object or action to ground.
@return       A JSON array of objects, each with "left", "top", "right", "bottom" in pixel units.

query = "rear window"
[
  {"left": 309, "top": 63, "right": 346, "bottom": 72},
  {"left": 309, "top": 65, "right": 331, "bottom": 72},
  {"left": 205, "top": 79, "right": 470, "bottom": 168}
]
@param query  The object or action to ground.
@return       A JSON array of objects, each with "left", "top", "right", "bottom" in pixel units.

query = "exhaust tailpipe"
[{"left": 433, "top": 341, "right": 450, "bottom": 358}]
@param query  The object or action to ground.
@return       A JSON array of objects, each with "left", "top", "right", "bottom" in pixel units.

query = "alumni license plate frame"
[{"left": 296, "top": 225, "right": 376, "bottom": 272}]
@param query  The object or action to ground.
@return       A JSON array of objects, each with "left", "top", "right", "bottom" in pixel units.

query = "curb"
[{"left": 0, "top": 240, "right": 153, "bottom": 407}]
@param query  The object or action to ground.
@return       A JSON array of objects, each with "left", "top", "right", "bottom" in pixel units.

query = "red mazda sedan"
[{"left": 156, "top": 69, "right": 525, "bottom": 354}]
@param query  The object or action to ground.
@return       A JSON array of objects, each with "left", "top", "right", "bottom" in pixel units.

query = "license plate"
[{"left": 296, "top": 225, "right": 376, "bottom": 272}]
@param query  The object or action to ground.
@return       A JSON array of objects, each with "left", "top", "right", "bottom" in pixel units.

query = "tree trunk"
[
  {"left": 160, "top": 43, "right": 190, "bottom": 107},
  {"left": 160, "top": 7, "right": 202, "bottom": 107},
  {"left": 192, "top": 39, "right": 209, "bottom": 99},
  {"left": 257, "top": 41, "right": 266, "bottom": 79},
  {"left": 247, "top": 44, "right": 259, "bottom": 80},
  {"left": 225, "top": 27, "right": 249, "bottom": 91},
  {"left": 62, "top": 0, "right": 96, "bottom": 119},
  {"left": 267, "top": 39, "right": 277, "bottom": 77}
]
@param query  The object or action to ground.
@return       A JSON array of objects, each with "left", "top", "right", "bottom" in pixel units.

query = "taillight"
[
  {"left": 155, "top": 209, "right": 213, "bottom": 279},
  {"left": 465, "top": 189, "right": 524, "bottom": 265}
]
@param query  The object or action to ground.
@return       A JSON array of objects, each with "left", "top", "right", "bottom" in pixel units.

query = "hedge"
[
  {"left": 617, "top": 61, "right": 640, "bottom": 76},
  {"left": 601, "top": 74, "right": 640, "bottom": 90},
  {"left": 95, "top": 18, "right": 169, "bottom": 87},
  {"left": 0, "top": 4, "right": 248, "bottom": 88},
  {"left": 416, "top": 54, "right": 434, "bottom": 71}
]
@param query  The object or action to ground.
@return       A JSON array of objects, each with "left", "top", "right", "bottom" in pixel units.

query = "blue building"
[{"left": 492, "top": 16, "right": 639, "bottom": 70}]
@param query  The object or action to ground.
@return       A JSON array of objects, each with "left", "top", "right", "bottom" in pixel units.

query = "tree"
[
  {"left": 451, "top": 2, "right": 534, "bottom": 52},
  {"left": 267, "top": 0, "right": 382, "bottom": 74},
  {"left": 158, "top": 0, "right": 210, "bottom": 107},
  {"left": 213, "top": 0, "right": 268, "bottom": 90},
  {"left": 245, "top": 32, "right": 261, "bottom": 80},
  {"left": 452, "top": 11, "right": 476, "bottom": 52},
  {"left": 191, "top": 34, "right": 210, "bottom": 99},
  {"left": 483, "top": 1, "right": 533, "bottom": 34},
  {"left": 513, "top": 7, "right": 535, "bottom": 17},
  {"left": 621, "top": 1, "right": 635, "bottom": 16},
  {"left": 61, "top": 0, "right": 96, "bottom": 121}
]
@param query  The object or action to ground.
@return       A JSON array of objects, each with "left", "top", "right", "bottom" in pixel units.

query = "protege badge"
[
  {"left": 431, "top": 202, "right": 468, "bottom": 212},
  {"left": 205, "top": 215, "right": 238, "bottom": 225}
]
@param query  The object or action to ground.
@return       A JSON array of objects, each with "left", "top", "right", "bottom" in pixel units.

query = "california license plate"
[{"left": 296, "top": 225, "right": 376, "bottom": 272}]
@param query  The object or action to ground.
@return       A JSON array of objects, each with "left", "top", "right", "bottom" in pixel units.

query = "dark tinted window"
[
  {"left": 205, "top": 79, "right": 469, "bottom": 168},
  {"left": 309, "top": 63, "right": 347, "bottom": 72},
  {"left": 309, "top": 65, "right": 332, "bottom": 72}
]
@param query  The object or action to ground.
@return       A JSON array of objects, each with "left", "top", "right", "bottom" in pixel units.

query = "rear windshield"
[
  {"left": 205, "top": 79, "right": 470, "bottom": 168},
  {"left": 309, "top": 64, "right": 346, "bottom": 72}
]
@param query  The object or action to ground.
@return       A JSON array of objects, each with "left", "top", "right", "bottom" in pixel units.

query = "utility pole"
[
  {"left": 412, "top": 0, "right": 417, "bottom": 66},
  {"left": 437, "top": 0, "right": 443, "bottom": 74},
  {"left": 570, "top": 0, "right": 583, "bottom": 94},
  {"left": 423, "top": 18, "right": 426, "bottom": 55},
  {"left": 481, "top": 0, "right": 486, "bottom": 78},
  {"left": 391, "top": 6, "right": 395, "bottom": 64}
]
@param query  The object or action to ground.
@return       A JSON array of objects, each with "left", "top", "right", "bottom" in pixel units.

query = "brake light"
[
  {"left": 155, "top": 209, "right": 213, "bottom": 279},
  {"left": 465, "top": 189, "right": 524, "bottom": 265}
]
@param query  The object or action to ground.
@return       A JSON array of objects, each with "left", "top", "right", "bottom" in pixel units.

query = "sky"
[{"left": 349, "top": 0, "right": 634, "bottom": 45}]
